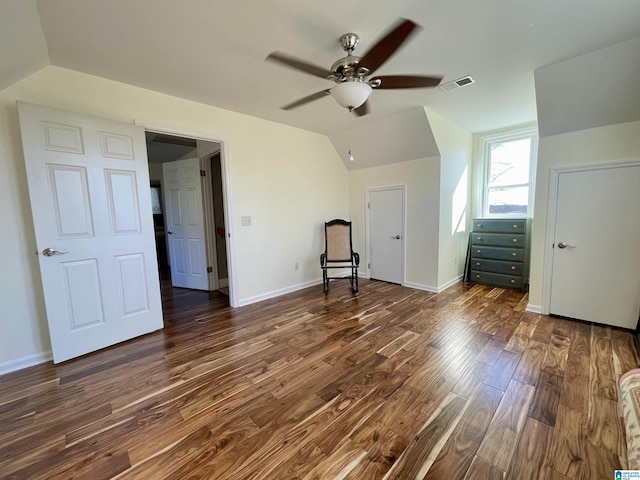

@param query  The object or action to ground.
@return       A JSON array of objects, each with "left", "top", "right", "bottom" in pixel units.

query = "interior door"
[
  {"left": 18, "top": 101, "right": 163, "bottom": 363},
  {"left": 369, "top": 187, "right": 404, "bottom": 284},
  {"left": 549, "top": 164, "right": 640, "bottom": 328},
  {"left": 162, "top": 158, "right": 209, "bottom": 290}
]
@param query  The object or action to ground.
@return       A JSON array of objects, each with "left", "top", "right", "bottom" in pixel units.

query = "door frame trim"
[
  {"left": 135, "top": 120, "right": 238, "bottom": 307},
  {"left": 365, "top": 184, "right": 406, "bottom": 285},
  {"left": 202, "top": 151, "right": 219, "bottom": 291},
  {"left": 542, "top": 160, "right": 640, "bottom": 314}
]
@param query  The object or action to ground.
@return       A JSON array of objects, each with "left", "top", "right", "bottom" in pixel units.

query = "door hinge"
[
  {"left": 207, "top": 266, "right": 213, "bottom": 273},
  {"left": 200, "top": 170, "right": 206, "bottom": 177},
  {"left": 368, "top": 263, "right": 370, "bottom": 269},
  {"left": 367, "top": 202, "right": 370, "bottom": 209}
]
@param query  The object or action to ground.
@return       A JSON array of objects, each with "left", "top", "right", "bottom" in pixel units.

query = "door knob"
[
  {"left": 167, "top": 230, "right": 173, "bottom": 235},
  {"left": 42, "top": 248, "right": 68, "bottom": 257},
  {"left": 557, "top": 242, "right": 576, "bottom": 249},
  {"left": 392, "top": 235, "right": 401, "bottom": 239}
]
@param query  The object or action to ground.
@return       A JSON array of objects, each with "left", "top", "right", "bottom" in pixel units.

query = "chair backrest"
[{"left": 325, "top": 219, "right": 353, "bottom": 262}]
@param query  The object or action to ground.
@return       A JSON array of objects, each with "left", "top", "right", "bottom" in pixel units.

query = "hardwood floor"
[{"left": 1, "top": 278, "right": 638, "bottom": 479}]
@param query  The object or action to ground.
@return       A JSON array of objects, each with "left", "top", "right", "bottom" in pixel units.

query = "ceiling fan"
[{"left": 266, "top": 19, "right": 443, "bottom": 116}]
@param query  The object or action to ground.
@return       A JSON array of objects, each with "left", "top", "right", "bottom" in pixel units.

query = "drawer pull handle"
[
  {"left": 477, "top": 223, "right": 482, "bottom": 228},
  {"left": 512, "top": 239, "right": 518, "bottom": 243},
  {"left": 513, "top": 225, "right": 519, "bottom": 229},
  {"left": 510, "top": 280, "right": 516, "bottom": 284},
  {"left": 511, "top": 266, "right": 516, "bottom": 270},
  {"left": 476, "top": 274, "right": 481, "bottom": 279},
  {"left": 511, "top": 252, "right": 517, "bottom": 257},
  {"left": 476, "top": 262, "right": 481, "bottom": 266},
  {"left": 477, "top": 236, "right": 482, "bottom": 241},
  {"left": 477, "top": 250, "right": 481, "bottom": 254}
]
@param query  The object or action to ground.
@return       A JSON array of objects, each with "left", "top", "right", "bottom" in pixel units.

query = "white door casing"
[
  {"left": 367, "top": 186, "right": 405, "bottom": 284},
  {"left": 546, "top": 162, "right": 640, "bottom": 328},
  {"left": 162, "top": 158, "right": 209, "bottom": 290},
  {"left": 135, "top": 120, "right": 237, "bottom": 308},
  {"left": 18, "top": 101, "right": 163, "bottom": 363}
]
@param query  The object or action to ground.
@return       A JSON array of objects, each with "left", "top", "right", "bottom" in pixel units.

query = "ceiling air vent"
[{"left": 439, "top": 75, "right": 475, "bottom": 92}]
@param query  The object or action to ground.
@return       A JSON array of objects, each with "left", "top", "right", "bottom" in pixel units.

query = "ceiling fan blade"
[
  {"left": 371, "top": 75, "right": 443, "bottom": 89},
  {"left": 352, "top": 101, "right": 370, "bottom": 116},
  {"left": 359, "top": 19, "right": 419, "bottom": 75},
  {"left": 281, "top": 89, "right": 332, "bottom": 110},
  {"left": 266, "top": 51, "right": 332, "bottom": 79}
]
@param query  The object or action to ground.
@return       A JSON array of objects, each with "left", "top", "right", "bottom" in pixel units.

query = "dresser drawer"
[
  {"left": 471, "top": 233, "right": 525, "bottom": 247},
  {"left": 470, "top": 258, "right": 523, "bottom": 275},
  {"left": 470, "top": 270, "right": 524, "bottom": 289},
  {"left": 472, "top": 246, "right": 525, "bottom": 261},
  {"left": 473, "top": 219, "right": 527, "bottom": 233}
]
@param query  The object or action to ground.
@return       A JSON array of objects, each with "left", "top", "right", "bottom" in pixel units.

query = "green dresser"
[{"left": 469, "top": 218, "right": 531, "bottom": 289}]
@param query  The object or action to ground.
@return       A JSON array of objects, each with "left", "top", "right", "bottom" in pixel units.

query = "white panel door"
[
  {"left": 162, "top": 158, "right": 209, "bottom": 290},
  {"left": 18, "top": 101, "right": 163, "bottom": 363},
  {"left": 549, "top": 164, "right": 640, "bottom": 328},
  {"left": 369, "top": 187, "right": 404, "bottom": 284}
]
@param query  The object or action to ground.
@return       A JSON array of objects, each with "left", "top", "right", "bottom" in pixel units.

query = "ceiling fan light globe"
[{"left": 330, "top": 81, "right": 372, "bottom": 109}]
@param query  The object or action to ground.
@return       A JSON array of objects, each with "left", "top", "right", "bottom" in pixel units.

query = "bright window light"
[{"left": 480, "top": 127, "right": 538, "bottom": 217}]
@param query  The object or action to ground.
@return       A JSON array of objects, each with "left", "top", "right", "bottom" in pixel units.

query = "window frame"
[{"left": 479, "top": 126, "right": 538, "bottom": 218}]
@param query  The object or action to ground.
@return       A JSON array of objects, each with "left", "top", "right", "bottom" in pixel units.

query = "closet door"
[{"left": 549, "top": 163, "right": 640, "bottom": 328}]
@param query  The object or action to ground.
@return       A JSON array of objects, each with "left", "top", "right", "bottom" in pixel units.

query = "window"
[{"left": 479, "top": 126, "right": 538, "bottom": 217}]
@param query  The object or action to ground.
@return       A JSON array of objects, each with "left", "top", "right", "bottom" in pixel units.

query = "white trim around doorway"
[
  {"left": 365, "top": 184, "right": 407, "bottom": 285},
  {"left": 135, "top": 120, "right": 238, "bottom": 308}
]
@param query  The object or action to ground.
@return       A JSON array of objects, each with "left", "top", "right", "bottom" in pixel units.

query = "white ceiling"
[{"left": 3, "top": 0, "right": 640, "bottom": 138}]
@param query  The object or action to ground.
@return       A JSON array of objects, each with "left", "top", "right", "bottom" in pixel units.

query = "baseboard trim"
[
  {"left": 403, "top": 281, "right": 439, "bottom": 293},
  {"left": 237, "top": 279, "right": 323, "bottom": 307},
  {"left": 525, "top": 304, "right": 543, "bottom": 314},
  {"left": 0, "top": 351, "right": 52, "bottom": 376},
  {"left": 438, "top": 275, "right": 464, "bottom": 292},
  {"left": 404, "top": 275, "right": 462, "bottom": 294}
]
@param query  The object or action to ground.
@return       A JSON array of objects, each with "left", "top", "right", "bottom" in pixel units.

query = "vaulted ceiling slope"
[
  {"left": 331, "top": 107, "right": 439, "bottom": 170},
  {"left": 2, "top": 0, "right": 640, "bottom": 143},
  {"left": 0, "top": 0, "right": 48, "bottom": 89},
  {"left": 535, "top": 36, "right": 640, "bottom": 138}
]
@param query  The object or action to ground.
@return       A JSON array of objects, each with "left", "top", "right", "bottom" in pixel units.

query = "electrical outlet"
[
  {"left": 294, "top": 262, "right": 299, "bottom": 271},
  {"left": 241, "top": 216, "right": 251, "bottom": 226}
]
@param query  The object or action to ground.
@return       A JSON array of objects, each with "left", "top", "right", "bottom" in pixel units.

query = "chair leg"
[
  {"left": 323, "top": 268, "right": 328, "bottom": 293},
  {"left": 352, "top": 267, "right": 358, "bottom": 293}
]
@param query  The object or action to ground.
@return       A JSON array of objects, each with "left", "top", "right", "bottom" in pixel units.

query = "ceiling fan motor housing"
[
  {"left": 331, "top": 55, "right": 365, "bottom": 80},
  {"left": 339, "top": 33, "right": 359, "bottom": 52}
]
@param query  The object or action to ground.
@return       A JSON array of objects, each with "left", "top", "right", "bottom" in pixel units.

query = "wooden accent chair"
[{"left": 320, "top": 219, "right": 359, "bottom": 293}]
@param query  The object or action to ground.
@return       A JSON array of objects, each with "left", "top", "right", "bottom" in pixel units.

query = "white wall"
[
  {"left": 0, "top": 66, "right": 348, "bottom": 370},
  {"left": 349, "top": 156, "right": 441, "bottom": 290},
  {"left": 426, "top": 109, "right": 473, "bottom": 287},
  {"left": 527, "top": 120, "right": 640, "bottom": 311}
]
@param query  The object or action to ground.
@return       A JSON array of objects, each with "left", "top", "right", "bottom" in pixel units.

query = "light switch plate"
[{"left": 241, "top": 216, "right": 251, "bottom": 226}]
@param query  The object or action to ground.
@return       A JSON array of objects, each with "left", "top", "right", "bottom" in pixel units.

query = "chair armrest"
[
  {"left": 352, "top": 252, "right": 360, "bottom": 266},
  {"left": 320, "top": 253, "right": 326, "bottom": 266}
]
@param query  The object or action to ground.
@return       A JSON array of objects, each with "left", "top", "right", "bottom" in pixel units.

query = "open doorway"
[
  {"left": 204, "top": 151, "right": 229, "bottom": 295},
  {"left": 145, "top": 131, "right": 232, "bottom": 303}
]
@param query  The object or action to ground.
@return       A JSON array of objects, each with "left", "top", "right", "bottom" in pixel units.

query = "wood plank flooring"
[{"left": 1, "top": 279, "right": 638, "bottom": 479}]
